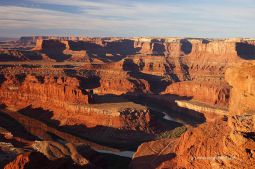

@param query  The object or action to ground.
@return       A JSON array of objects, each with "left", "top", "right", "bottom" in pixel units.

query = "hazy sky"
[{"left": 0, "top": 0, "right": 254, "bottom": 38}]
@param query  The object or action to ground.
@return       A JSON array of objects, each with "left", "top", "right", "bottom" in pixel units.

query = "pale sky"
[{"left": 0, "top": 0, "right": 255, "bottom": 38}]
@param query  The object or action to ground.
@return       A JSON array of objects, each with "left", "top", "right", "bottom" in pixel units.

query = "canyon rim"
[{"left": 0, "top": 0, "right": 255, "bottom": 169}]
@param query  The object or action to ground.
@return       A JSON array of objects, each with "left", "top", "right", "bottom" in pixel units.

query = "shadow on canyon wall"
[
  {"left": 20, "top": 64, "right": 42, "bottom": 68},
  {"left": 68, "top": 39, "right": 141, "bottom": 63},
  {"left": 26, "top": 154, "right": 92, "bottom": 169},
  {"left": 42, "top": 40, "right": 71, "bottom": 62},
  {"left": 76, "top": 144, "right": 131, "bottom": 169},
  {"left": 63, "top": 69, "right": 101, "bottom": 90},
  {"left": 1, "top": 107, "right": 131, "bottom": 169},
  {"left": 53, "top": 65, "right": 76, "bottom": 68},
  {"left": 0, "top": 104, "right": 39, "bottom": 143},
  {"left": 1, "top": 106, "right": 117, "bottom": 151},
  {"left": 123, "top": 59, "right": 171, "bottom": 94},
  {"left": 70, "top": 40, "right": 139, "bottom": 55},
  {"left": 40, "top": 39, "right": 194, "bottom": 63},
  {"left": 236, "top": 42, "right": 255, "bottom": 60},
  {"left": 0, "top": 74, "right": 6, "bottom": 85},
  {"left": 180, "top": 39, "right": 192, "bottom": 55},
  {"left": 130, "top": 153, "right": 176, "bottom": 169},
  {"left": 78, "top": 76, "right": 101, "bottom": 90},
  {"left": 80, "top": 92, "right": 203, "bottom": 128},
  {"left": 0, "top": 51, "right": 42, "bottom": 62},
  {"left": 15, "top": 73, "right": 26, "bottom": 83},
  {"left": 130, "top": 72, "right": 170, "bottom": 94},
  {"left": 152, "top": 43, "right": 166, "bottom": 55},
  {"left": 92, "top": 94, "right": 129, "bottom": 104},
  {"left": 22, "top": 51, "right": 43, "bottom": 61},
  {"left": 126, "top": 94, "right": 206, "bottom": 126},
  {"left": 17, "top": 105, "right": 154, "bottom": 150}
]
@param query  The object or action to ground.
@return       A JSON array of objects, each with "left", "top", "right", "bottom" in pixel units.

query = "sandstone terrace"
[{"left": 0, "top": 36, "right": 254, "bottom": 169}]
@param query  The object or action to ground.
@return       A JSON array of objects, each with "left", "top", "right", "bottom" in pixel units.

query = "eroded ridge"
[{"left": 0, "top": 36, "right": 254, "bottom": 169}]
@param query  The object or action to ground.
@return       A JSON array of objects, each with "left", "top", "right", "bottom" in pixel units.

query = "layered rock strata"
[
  {"left": 0, "top": 74, "right": 152, "bottom": 130},
  {"left": 130, "top": 62, "right": 255, "bottom": 169}
]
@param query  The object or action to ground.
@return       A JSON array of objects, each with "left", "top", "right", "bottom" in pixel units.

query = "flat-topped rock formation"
[
  {"left": 30, "top": 37, "right": 255, "bottom": 62},
  {"left": 0, "top": 36, "right": 255, "bottom": 168}
]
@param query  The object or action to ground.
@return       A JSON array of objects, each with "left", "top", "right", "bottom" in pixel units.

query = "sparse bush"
[{"left": 156, "top": 126, "right": 187, "bottom": 139}]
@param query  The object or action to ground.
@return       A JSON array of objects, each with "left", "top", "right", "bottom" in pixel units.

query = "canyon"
[{"left": 0, "top": 36, "right": 254, "bottom": 169}]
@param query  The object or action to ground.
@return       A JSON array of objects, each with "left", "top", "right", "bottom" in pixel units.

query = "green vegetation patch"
[{"left": 156, "top": 126, "right": 187, "bottom": 139}]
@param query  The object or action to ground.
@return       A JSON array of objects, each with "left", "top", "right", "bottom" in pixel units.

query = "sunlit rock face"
[
  {"left": 0, "top": 74, "right": 90, "bottom": 107},
  {"left": 162, "top": 81, "right": 230, "bottom": 107},
  {"left": 225, "top": 62, "right": 255, "bottom": 115},
  {"left": 1, "top": 36, "right": 255, "bottom": 169},
  {"left": 131, "top": 62, "right": 255, "bottom": 169}
]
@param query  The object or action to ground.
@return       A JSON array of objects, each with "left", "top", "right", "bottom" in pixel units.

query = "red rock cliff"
[{"left": 131, "top": 62, "right": 255, "bottom": 169}]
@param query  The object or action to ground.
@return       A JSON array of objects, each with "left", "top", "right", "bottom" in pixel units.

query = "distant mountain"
[{"left": 0, "top": 37, "right": 19, "bottom": 42}]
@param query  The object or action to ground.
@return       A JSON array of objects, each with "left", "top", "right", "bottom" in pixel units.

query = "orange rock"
[
  {"left": 0, "top": 74, "right": 89, "bottom": 107},
  {"left": 163, "top": 81, "right": 230, "bottom": 107},
  {"left": 131, "top": 62, "right": 255, "bottom": 169},
  {"left": 3, "top": 152, "right": 90, "bottom": 169},
  {"left": 225, "top": 62, "right": 255, "bottom": 115}
]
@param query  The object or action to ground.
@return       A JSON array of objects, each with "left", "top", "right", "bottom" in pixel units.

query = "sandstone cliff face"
[
  {"left": 163, "top": 81, "right": 230, "bottom": 107},
  {"left": 131, "top": 62, "right": 255, "bottom": 169},
  {"left": 4, "top": 37, "right": 255, "bottom": 64},
  {"left": 94, "top": 70, "right": 139, "bottom": 95},
  {"left": 130, "top": 56, "right": 168, "bottom": 76},
  {"left": 4, "top": 37, "right": 255, "bottom": 94},
  {"left": 33, "top": 39, "right": 44, "bottom": 51},
  {"left": 225, "top": 62, "right": 255, "bottom": 159},
  {"left": 134, "top": 41, "right": 152, "bottom": 54},
  {"left": 0, "top": 49, "right": 42, "bottom": 61},
  {"left": 161, "top": 39, "right": 255, "bottom": 107},
  {"left": 1, "top": 37, "right": 255, "bottom": 168},
  {"left": 225, "top": 62, "right": 255, "bottom": 115},
  {"left": 0, "top": 74, "right": 89, "bottom": 107},
  {"left": 0, "top": 73, "right": 154, "bottom": 133},
  {"left": 183, "top": 40, "right": 255, "bottom": 80}
]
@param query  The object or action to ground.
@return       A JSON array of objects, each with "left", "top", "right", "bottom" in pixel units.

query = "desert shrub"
[{"left": 156, "top": 126, "right": 187, "bottom": 139}]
